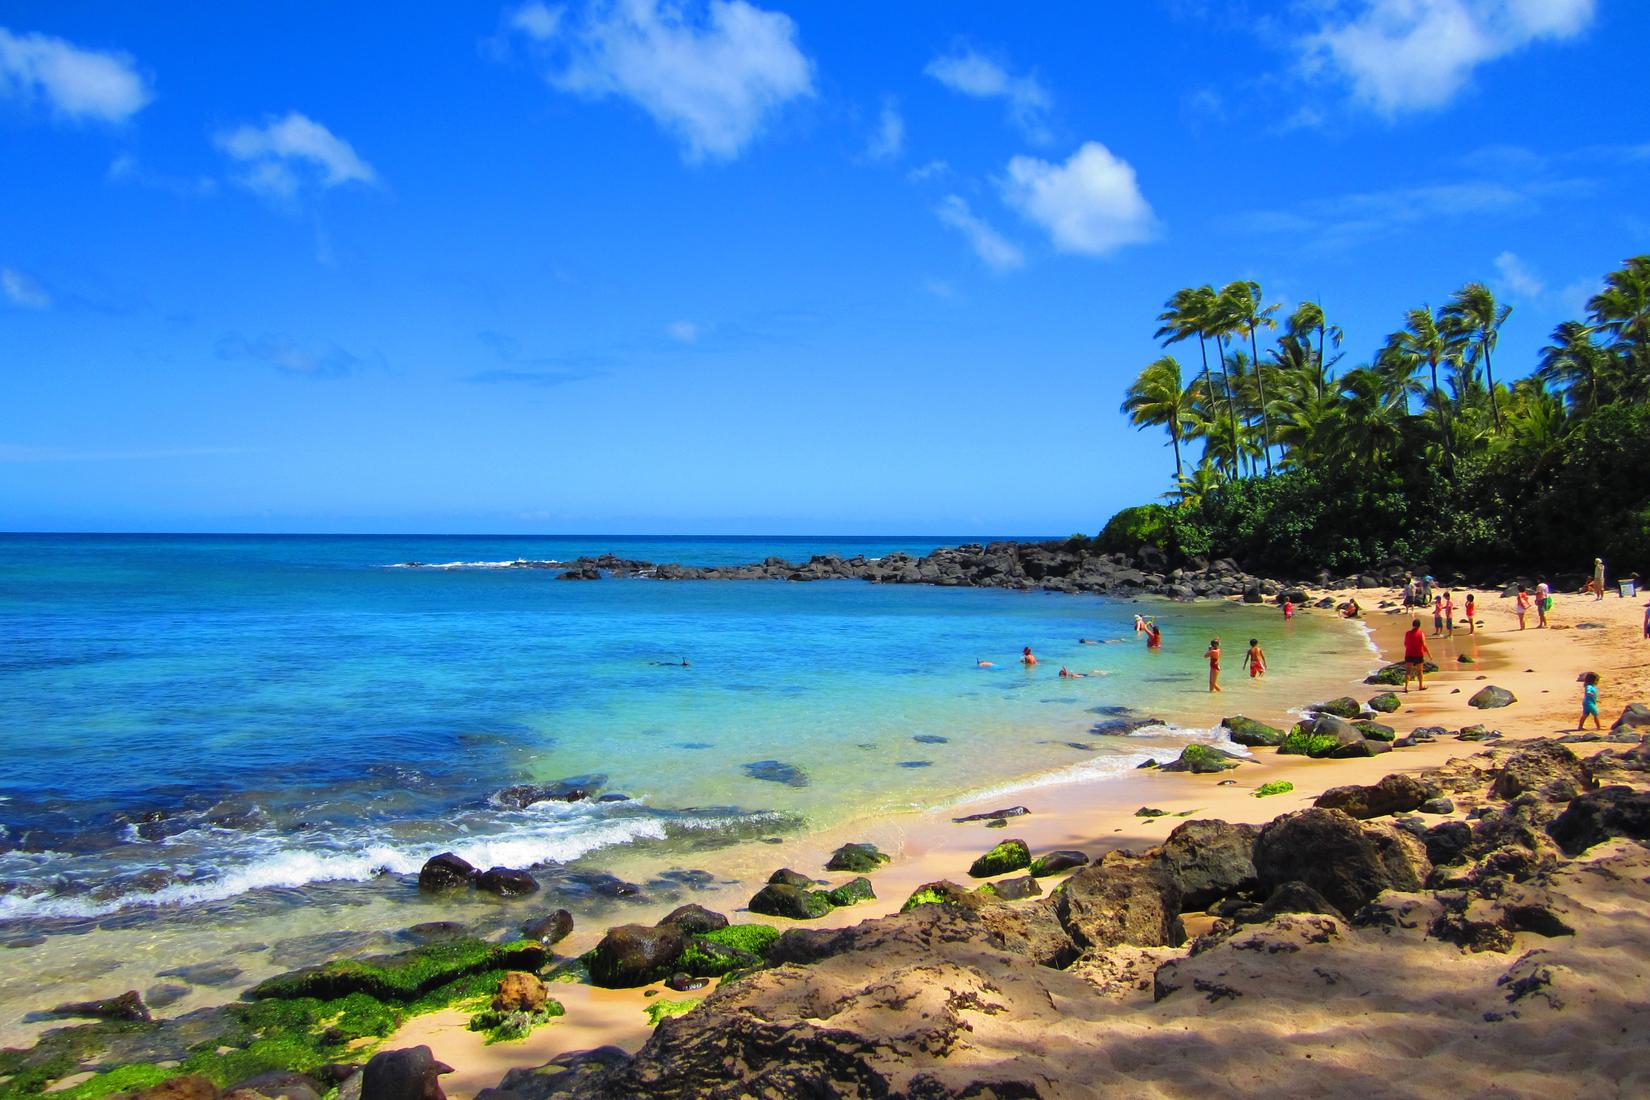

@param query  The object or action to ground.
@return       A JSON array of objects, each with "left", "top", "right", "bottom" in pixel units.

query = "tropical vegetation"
[{"left": 1108, "top": 257, "right": 1650, "bottom": 576}]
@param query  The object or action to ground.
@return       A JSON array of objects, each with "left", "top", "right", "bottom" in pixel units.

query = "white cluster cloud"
[
  {"left": 924, "top": 49, "right": 1050, "bottom": 142},
  {"left": 865, "top": 96, "right": 904, "bottom": 161},
  {"left": 1302, "top": 0, "right": 1595, "bottom": 115},
  {"left": 0, "top": 26, "right": 150, "bottom": 122},
  {"left": 516, "top": 0, "right": 814, "bottom": 162},
  {"left": 934, "top": 195, "right": 1023, "bottom": 271},
  {"left": 1000, "top": 142, "right": 1155, "bottom": 256},
  {"left": 215, "top": 112, "right": 377, "bottom": 199},
  {"left": 1494, "top": 250, "right": 1544, "bottom": 297},
  {"left": 1, "top": 266, "right": 51, "bottom": 309}
]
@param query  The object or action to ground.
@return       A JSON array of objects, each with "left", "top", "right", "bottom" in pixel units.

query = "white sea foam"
[
  {"left": 0, "top": 810, "right": 708, "bottom": 922},
  {"left": 387, "top": 559, "right": 562, "bottom": 570}
]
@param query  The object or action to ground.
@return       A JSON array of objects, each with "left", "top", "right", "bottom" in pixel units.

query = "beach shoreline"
[{"left": 385, "top": 581, "right": 1650, "bottom": 1098}]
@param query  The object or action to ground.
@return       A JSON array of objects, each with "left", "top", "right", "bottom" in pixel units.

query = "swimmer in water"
[
  {"left": 1059, "top": 665, "right": 1086, "bottom": 679},
  {"left": 1078, "top": 638, "right": 1102, "bottom": 645},
  {"left": 1145, "top": 622, "right": 1162, "bottom": 650},
  {"left": 977, "top": 659, "right": 995, "bottom": 668},
  {"left": 1021, "top": 646, "right": 1037, "bottom": 666}
]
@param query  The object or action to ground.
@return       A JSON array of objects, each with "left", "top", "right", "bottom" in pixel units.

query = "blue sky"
[{"left": 2, "top": 0, "right": 1646, "bottom": 534}]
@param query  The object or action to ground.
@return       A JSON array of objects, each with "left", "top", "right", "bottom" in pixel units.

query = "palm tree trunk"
[
  {"left": 1216, "top": 335, "right": 1240, "bottom": 477},
  {"left": 1170, "top": 422, "right": 1183, "bottom": 484},
  {"left": 1429, "top": 358, "right": 1453, "bottom": 475},
  {"left": 1483, "top": 339, "right": 1501, "bottom": 429},
  {"left": 1248, "top": 323, "right": 1274, "bottom": 475}
]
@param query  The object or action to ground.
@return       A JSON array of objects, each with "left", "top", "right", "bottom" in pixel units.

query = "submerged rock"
[
  {"left": 522, "top": 910, "right": 574, "bottom": 946},
  {"left": 417, "top": 853, "right": 476, "bottom": 892},
  {"left": 476, "top": 867, "right": 540, "bottom": 897},
  {"left": 48, "top": 989, "right": 151, "bottom": 1022},
  {"left": 742, "top": 760, "right": 809, "bottom": 787}
]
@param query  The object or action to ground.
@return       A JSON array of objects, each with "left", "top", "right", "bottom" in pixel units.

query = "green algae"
[
  {"left": 44, "top": 1063, "right": 176, "bottom": 1100},
  {"left": 248, "top": 939, "right": 546, "bottom": 1002},
  {"left": 899, "top": 886, "right": 950, "bottom": 912},
  {"left": 698, "top": 923, "right": 780, "bottom": 958},
  {"left": 467, "top": 1000, "right": 565, "bottom": 1044},
  {"left": 643, "top": 999, "right": 698, "bottom": 1026},
  {"left": 823, "top": 877, "right": 875, "bottom": 907},
  {"left": 1254, "top": 780, "right": 1295, "bottom": 798},
  {"left": 967, "top": 839, "right": 1031, "bottom": 878}
]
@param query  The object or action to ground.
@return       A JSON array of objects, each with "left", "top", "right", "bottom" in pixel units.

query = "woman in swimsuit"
[{"left": 1205, "top": 639, "right": 1222, "bottom": 692}]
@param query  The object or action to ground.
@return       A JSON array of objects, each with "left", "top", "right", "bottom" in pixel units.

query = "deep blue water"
[{"left": 0, "top": 534, "right": 1363, "bottom": 926}]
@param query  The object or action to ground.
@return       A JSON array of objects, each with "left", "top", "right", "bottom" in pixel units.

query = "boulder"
[
  {"left": 823, "top": 877, "right": 876, "bottom": 907},
  {"left": 1469, "top": 685, "right": 1517, "bottom": 709},
  {"left": 1424, "top": 821, "right": 1474, "bottom": 866},
  {"left": 522, "top": 910, "right": 574, "bottom": 946},
  {"left": 748, "top": 883, "right": 833, "bottom": 920},
  {"left": 656, "top": 904, "right": 728, "bottom": 936},
  {"left": 1222, "top": 716, "right": 1285, "bottom": 748},
  {"left": 491, "top": 780, "right": 596, "bottom": 808},
  {"left": 417, "top": 853, "right": 476, "bottom": 892},
  {"left": 1547, "top": 786, "right": 1650, "bottom": 856},
  {"left": 129, "top": 1077, "right": 220, "bottom": 1100},
  {"left": 1157, "top": 744, "right": 1242, "bottom": 773},
  {"left": 1420, "top": 797, "right": 1456, "bottom": 815},
  {"left": 361, "top": 1047, "right": 452, "bottom": 1100},
  {"left": 1255, "top": 880, "right": 1345, "bottom": 922},
  {"left": 1353, "top": 720, "right": 1397, "bottom": 742},
  {"left": 1155, "top": 819, "right": 1259, "bottom": 910},
  {"left": 766, "top": 868, "right": 815, "bottom": 889},
  {"left": 1253, "top": 809, "right": 1430, "bottom": 917},
  {"left": 824, "top": 843, "right": 889, "bottom": 873},
  {"left": 1051, "top": 854, "right": 1184, "bottom": 949},
  {"left": 1028, "top": 849, "right": 1090, "bottom": 878},
  {"left": 585, "top": 924, "right": 687, "bottom": 988},
  {"left": 1329, "top": 738, "right": 1391, "bottom": 758},
  {"left": 1367, "top": 693, "right": 1402, "bottom": 714},
  {"left": 1314, "top": 774, "right": 1440, "bottom": 820},
  {"left": 493, "top": 972, "right": 548, "bottom": 1012},
  {"left": 1280, "top": 714, "right": 1364, "bottom": 758},
  {"left": 980, "top": 875, "right": 1042, "bottom": 901},
  {"left": 1491, "top": 742, "right": 1591, "bottom": 803},
  {"left": 1611, "top": 702, "right": 1650, "bottom": 736},
  {"left": 47, "top": 989, "right": 151, "bottom": 1022},
  {"left": 1311, "top": 696, "right": 1364, "bottom": 719},
  {"left": 476, "top": 867, "right": 539, "bottom": 897},
  {"left": 968, "top": 839, "right": 1032, "bottom": 878}
]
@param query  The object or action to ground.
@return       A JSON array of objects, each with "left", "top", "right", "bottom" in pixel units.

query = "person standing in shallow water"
[
  {"left": 1205, "top": 638, "right": 1222, "bottom": 692},
  {"left": 1403, "top": 618, "right": 1430, "bottom": 693},
  {"left": 1020, "top": 646, "right": 1037, "bottom": 666},
  {"left": 1245, "top": 638, "right": 1266, "bottom": 679}
]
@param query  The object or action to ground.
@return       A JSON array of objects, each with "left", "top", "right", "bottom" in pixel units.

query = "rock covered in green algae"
[
  {"left": 585, "top": 925, "right": 687, "bottom": 988},
  {"left": 1222, "top": 715, "right": 1286, "bottom": 747},
  {"left": 248, "top": 940, "right": 547, "bottom": 1002},
  {"left": 747, "top": 882, "right": 834, "bottom": 920},
  {"left": 967, "top": 839, "right": 1032, "bottom": 878},
  {"left": 1367, "top": 693, "right": 1402, "bottom": 713},
  {"left": 825, "top": 842, "right": 890, "bottom": 873},
  {"left": 1158, "top": 744, "right": 1242, "bottom": 773},
  {"left": 824, "top": 877, "right": 876, "bottom": 907}
]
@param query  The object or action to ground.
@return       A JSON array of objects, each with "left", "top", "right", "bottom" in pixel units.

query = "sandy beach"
[{"left": 381, "top": 581, "right": 1650, "bottom": 1098}]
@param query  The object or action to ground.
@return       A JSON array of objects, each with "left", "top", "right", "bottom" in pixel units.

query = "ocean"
[{"left": 0, "top": 533, "right": 1374, "bottom": 1033}]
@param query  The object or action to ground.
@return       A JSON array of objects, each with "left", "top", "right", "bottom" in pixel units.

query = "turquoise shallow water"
[{"left": 0, "top": 534, "right": 1372, "bottom": 932}]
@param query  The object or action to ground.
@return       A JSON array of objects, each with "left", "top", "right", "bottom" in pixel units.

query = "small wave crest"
[
  {"left": 0, "top": 802, "right": 763, "bottom": 923},
  {"left": 385, "top": 559, "right": 563, "bottom": 570}
]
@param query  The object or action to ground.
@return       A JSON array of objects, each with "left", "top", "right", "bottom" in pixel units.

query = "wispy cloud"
[
  {"left": 215, "top": 112, "right": 378, "bottom": 200},
  {"left": 509, "top": 0, "right": 814, "bottom": 163},
  {"left": 467, "top": 329, "right": 607, "bottom": 386},
  {"left": 1, "top": 266, "right": 51, "bottom": 309},
  {"left": 864, "top": 95, "right": 904, "bottom": 161},
  {"left": 1000, "top": 142, "right": 1156, "bottom": 257},
  {"left": 107, "top": 153, "right": 217, "bottom": 197},
  {"left": 216, "top": 332, "right": 366, "bottom": 379},
  {"left": 934, "top": 194, "right": 1023, "bottom": 271},
  {"left": 0, "top": 443, "right": 251, "bottom": 463},
  {"left": 1493, "top": 250, "right": 1544, "bottom": 298},
  {"left": 1299, "top": 0, "right": 1596, "bottom": 116},
  {"left": 906, "top": 159, "right": 949, "bottom": 184},
  {"left": 1232, "top": 176, "right": 1588, "bottom": 251},
  {"left": 665, "top": 320, "right": 701, "bottom": 343},
  {"left": 0, "top": 26, "right": 151, "bottom": 123},
  {"left": 924, "top": 48, "right": 1051, "bottom": 143},
  {"left": 466, "top": 367, "right": 598, "bottom": 387}
]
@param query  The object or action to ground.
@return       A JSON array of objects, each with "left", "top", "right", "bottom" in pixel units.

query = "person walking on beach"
[
  {"left": 1536, "top": 579, "right": 1551, "bottom": 627},
  {"left": 1246, "top": 638, "right": 1267, "bottom": 678},
  {"left": 1593, "top": 558, "right": 1607, "bottom": 601},
  {"left": 1403, "top": 578, "right": 1416, "bottom": 609},
  {"left": 1433, "top": 594, "right": 1445, "bottom": 636},
  {"left": 1516, "top": 587, "right": 1531, "bottom": 630},
  {"left": 1464, "top": 593, "right": 1476, "bottom": 635},
  {"left": 1403, "top": 618, "right": 1430, "bottom": 692},
  {"left": 1205, "top": 638, "right": 1222, "bottom": 692},
  {"left": 1577, "top": 672, "right": 1602, "bottom": 731}
]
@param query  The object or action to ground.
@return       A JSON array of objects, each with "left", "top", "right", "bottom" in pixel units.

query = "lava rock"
[
  {"left": 1222, "top": 716, "right": 1285, "bottom": 747},
  {"left": 417, "top": 853, "right": 477, "bottom": 892},
  {"left": 48, "top": 989, "right": 151, "bottom": 1022},
  {"left": 766, "top": 868, "right": 816, "bottom": 889},
  {"left": 967, "top": 839, "right": 1032, "bottom": 878},
  {"left": 952, "top": 806, "right": 1031, "bottom": 824},
  {"left": 522, "top": 910, "right": 574, "bottom": 946},
  {"left": 1314, "top": 774, "right": 1441, "bottom": 819},
  {"left": 1469, "top": 685, "right": 1517, "bottom": 709},
  {"left": 1156, "top": 819, "right": 1259, "bottom": 910},
  {"left": 1367, "top": 693, "right": 1402, "bottom": 714},
  {"left": 585, "top": 924, "right": 687, "bottom": 988},
  {"left": 476, "top": 867, "right": 540, "bottom": 897},
  {"left": 825, "top": 842, "right": 890, "bottom": 873},
  {"left": 1028, "top": 849, "right": 1090, "bottom": 877},
  {"left": 747, "top": 883, "right": 833, "bottom": 920},
  {"left": 983, "top": 875, "right": 1043, "bottom": 901},
  {"left": 1253, "top": 809, "right": 1430, "bottom": 917},
  {"left": 1548, "top": 786, "right": 1650, "bottom": 856},
  {"left": 656, "top": 904, "right": 728, "bottom": 936},
  {"left": 1052, "top": 854, "right": 1184, "bottom": 949},
  {"left": 361, "top": 1046, "right": 453, "bottom": 1100},
  {"left": 1491, "top": 742, "right": 1591, "bottom": 803}
]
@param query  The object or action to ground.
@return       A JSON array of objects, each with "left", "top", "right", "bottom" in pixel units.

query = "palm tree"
[
  {"left": 1337, "top": 365, "right": 1412, "bottom": 467},
  {"left": 1121, "top": 355, "right": 1201, "bottom": 485},
  {"left": 1442, "top": 282, "right": 1510, "bottom": 429},
  {"left": 1587, "top": 255, "right": 1650, "bottom": 401},
  {"left": 1167, "top": 460, "right": 1223, "bottom": 509},
  {"left": 1220, "top": 281, "right": 1279, "bottom": 474},
  {"left": 1381, "top": 305, "right": 1464, "bottom": 476},
  {"left": 1287, "top": 300, "right": 1342, "bottom": 389},
  {"left": 1538, "top": 320, "right": 1609, "bottom": 415},
  {"left": 1154, "top": 287, "right": 1224, "bottom": 461}
]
